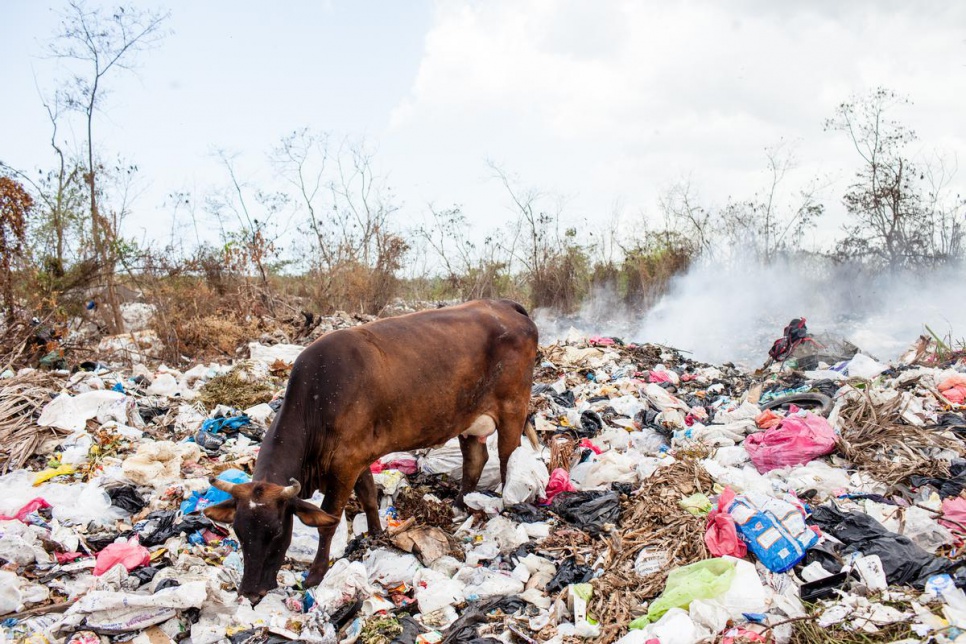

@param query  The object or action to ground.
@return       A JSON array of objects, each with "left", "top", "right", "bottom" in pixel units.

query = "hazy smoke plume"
[{"left": 535, "top": 257, "right": 966, "bottom": 367}]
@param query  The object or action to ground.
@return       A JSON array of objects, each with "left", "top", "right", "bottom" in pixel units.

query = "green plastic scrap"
[
  {"left": 629, "top": 558, "right": 737, "bottom": 629},
  {"left": 679, "top": 493, "right": 713, "bottom": 516},
  {"left": 572, "top": 583, "right": 593, "bottom": 602}
]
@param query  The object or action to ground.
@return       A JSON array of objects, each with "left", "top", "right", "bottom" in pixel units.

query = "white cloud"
[{"left": 385, "top": 0, "right": 966, "bottom": 237}]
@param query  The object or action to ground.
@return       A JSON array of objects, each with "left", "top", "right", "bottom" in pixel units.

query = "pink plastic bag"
[
  {"left": 939, "top": 374, "right": 966, "bottom": 404},
  {"left": 704, "top": 487, "right": 747, "bottom": 557},
  {"left": 540, "top": 468, "right": 576, "bottom": 505},
  {"left": 648, "top": 370, "right": 675, "bottom": 384},
  {"left": 744, "top": 411, "right": 837, "bottom": 473},
  {"left": 940, "top": 497, "right": 966, "bottom": 535},
  {"left": 0, "top": 497, "right": 51, "bottom": 522},
  {"left": 578, "top": 438, "right": 602, "bottom": 455},
  {"left": 93, "top": 536, "right": 151, "bottom": 575}
]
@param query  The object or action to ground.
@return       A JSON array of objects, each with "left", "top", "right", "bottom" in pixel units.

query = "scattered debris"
[{"left": 4, "top": 316, "right": 966, "bottom": 644}]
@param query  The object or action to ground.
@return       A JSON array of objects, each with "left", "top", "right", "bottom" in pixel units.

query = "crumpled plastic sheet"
[
  {"left": 744, "top": 411, "right": 837, "bottom": 473},
  {"left": 58, "top": 580, "right": 208, "bottom": 633},
  {"left": 810, "top": 505, "right": 965, "bottom": 587},
  {"left": 549, "top": 490, "right": 620, "bottom": 535}
]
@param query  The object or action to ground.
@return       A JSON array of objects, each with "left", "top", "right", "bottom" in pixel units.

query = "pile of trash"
[{"left": 4, "top": 318, "right": 966, "bottom": 644}]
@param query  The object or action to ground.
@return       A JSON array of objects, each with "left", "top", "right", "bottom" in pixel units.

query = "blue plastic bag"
[
  {"left": 727, "top": 492, "right": 818, "bottom": 573},
  {"left": 183, "top": 469, "right": 251, "bottom": 514}
]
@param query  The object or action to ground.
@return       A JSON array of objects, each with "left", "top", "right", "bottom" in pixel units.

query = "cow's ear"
[
  {"left": 203, "top": 499, "right": 237, "bottom": 524},
  {"left": 293, "top": 499, "right": 340, "bottom": 528}
]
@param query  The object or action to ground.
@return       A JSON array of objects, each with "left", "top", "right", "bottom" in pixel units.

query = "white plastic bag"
[
  {"left": 501, "top": 442, "right": 549, "bottom": 505},
  {"left": 848, "top": 353, "right": 888, "bottom": 380},
  {"left": 289, "top": 508, "right": 348, "bottom": 563},
  {"left": 0, "top": 570, "right": 23, "bottom": 614},
  {"left": 456, "top": 566, "right": 525, "bottom": 600},
  {"left": 574, "top": 450, "right": 638, "bottom": 488},
  {"left": 38, "top": 390, "right": 128, "bottom": 432},
  {"left": 413, "top": 567, "right": 465, "bottom": 614},
  {"left": 363, "top": 550, "right": 420, "bottom": 588},
  {"left": 419, "top": 435, "right": 502, "bottom": 489},
  {"left": 483, "top": 516, "right": 530, "bottom": 552},
  {"left": 308, "top": 559, "right": 373, "bottom": 615}
]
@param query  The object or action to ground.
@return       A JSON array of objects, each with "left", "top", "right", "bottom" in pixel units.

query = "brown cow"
[{"left": 203, "top": 299, "right": 538, "bottom": 603}]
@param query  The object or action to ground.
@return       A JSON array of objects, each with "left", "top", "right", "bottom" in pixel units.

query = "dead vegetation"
[
  {"left": 589, "top": 459, "right": 712, "bottom": 643},
  {"left": 0, "top": 371, "right": 67, "bottom": 473},
  {"left": 198, "top": 368, "right": 275, "bottom": 411},
  {"left": 395, "top": 485, "right": 454, "bottom": 529},
  {"left": 837, "top": 387, "right": 964, "bottom": 481}
]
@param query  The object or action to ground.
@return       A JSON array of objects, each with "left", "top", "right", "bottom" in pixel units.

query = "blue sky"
[{"left": 2, "top": 1, "right": 965, "bottom": 261}]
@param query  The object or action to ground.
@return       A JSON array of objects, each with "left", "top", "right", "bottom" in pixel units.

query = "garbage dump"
[{"left": 3, "top": 315, "right": 966, "bottom": 643}]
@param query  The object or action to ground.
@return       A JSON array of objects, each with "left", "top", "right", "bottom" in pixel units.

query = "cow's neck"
[{"left": 252, "top": 414, "right": 311, "bottom": 486}]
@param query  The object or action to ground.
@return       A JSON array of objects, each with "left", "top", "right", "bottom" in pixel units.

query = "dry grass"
[
  {"left": 0, "top": 371, "right": 68, "bottom": 473},
  {"left": 175, "top": 314, "right": 260, "bottom": 358},
  {"left": 838, "top": 388, "right": 964, "bottom": 481},
  {"left": 198, "top": 368, "right": 275, "bottom": 410},
  {"left": 788, "top": 616, "right": 914, "bottom": 644},
  {"left": 589, "top": 459, "right": 712, "bottom": 643}
]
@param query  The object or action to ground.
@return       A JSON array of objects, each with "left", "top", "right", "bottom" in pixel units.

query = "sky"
[{"left": 2, "top": 0, "right": 966, "bottom": 258}]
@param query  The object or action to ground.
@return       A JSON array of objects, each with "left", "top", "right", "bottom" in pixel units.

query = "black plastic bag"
[
  {"left": 550, "top": 390, "right": 576, "bottom": 408},
  {"left": 911, "top": 462, "right": 966, "bottom": 498},
  {"left": 577, "top": 411, "right": 603, "bottom": 438},
  {"left": 132, "top": 565, "right": 159, "bottom": 585},
  {"left": 391, "top": 615, "right": 425, "bottom": 644},
  {"left": 87, "top": 530, "right": 135, "bottom": 552},
  {"left": 810, "top": 505, "right": 962, "bottom": 587},
  {"left": 154, "top": 578, "right": 180, "bottom": 591},
  {"left": 442, "top": 596, "right": 529, "bottom": 644},
  {"left": 545, "top": 556, "right": 594, "bottom": 594},
  {"left": 550, "top": 490, "right": 620, "bottom": 535},
  {"left": 504, "top": 504, "right": 549, "bottom": 523},
  {"left": 136, "top": 511, "right": 217, "bottom": 547},
  {"left": 108, "top": 486, "right": 147, "bottom": 514}
]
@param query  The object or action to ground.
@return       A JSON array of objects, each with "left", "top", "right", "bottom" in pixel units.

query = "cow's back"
[{"left": 282, "top": 299, "right": 537, "bottom": 467}]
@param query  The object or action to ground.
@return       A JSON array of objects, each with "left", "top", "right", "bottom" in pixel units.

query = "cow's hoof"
[{"left": 304, "top": 569, "right": 326, "bottom": 588}]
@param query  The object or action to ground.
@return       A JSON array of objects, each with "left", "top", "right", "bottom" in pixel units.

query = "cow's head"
[{"left": 203, "top": 478, "right": 338, "bottom": 603}]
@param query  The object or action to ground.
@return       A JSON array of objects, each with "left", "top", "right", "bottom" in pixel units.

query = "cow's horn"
[
  {"left": 279, "top": 479, "right": 301, "bottom": 500},
  {"left": 211, "top": 478, "right": 239, "bottom": 496}
]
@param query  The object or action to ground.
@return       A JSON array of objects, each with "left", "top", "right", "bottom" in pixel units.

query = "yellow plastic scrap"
[{"left": 33, "top": 464, "right": 76, "bottom": 486}]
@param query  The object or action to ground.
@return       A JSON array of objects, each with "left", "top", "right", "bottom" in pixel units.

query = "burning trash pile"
[{"left": 4, "top": 317, "right": 966, "bottom": 643}]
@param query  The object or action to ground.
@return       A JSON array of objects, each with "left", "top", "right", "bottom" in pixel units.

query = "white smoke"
[{"left": 535, "top": 257, "right": 966, "bottom": 367}]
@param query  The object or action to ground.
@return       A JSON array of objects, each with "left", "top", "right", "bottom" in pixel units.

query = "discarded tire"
[{"left": 761, "top": 392, "right": 833, "bottom": 416}]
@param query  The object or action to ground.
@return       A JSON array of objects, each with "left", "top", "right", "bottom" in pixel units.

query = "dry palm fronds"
[
  {"left": 549, "top": 435, "right": 577, "bottom": 472},
  {"left": 589, "top": 458, "right": 712, "bottom": 643},
  {"left": 838, "top": 388, "right": 964, "bottom": 481},
  {"left": 0, "top": 372, "right": 67, "bottom": 473}
]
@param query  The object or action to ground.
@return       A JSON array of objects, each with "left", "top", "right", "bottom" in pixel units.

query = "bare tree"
[
  {"left": 719, "top": 142, "right": 825, "bottom": 263},
  {"left": 271, "top": 131, "right": 409, "bottom": 312},
  {"left": 48, "top": 0, "right": 170, "bottom": 332},
  {"left": 825, "top": 87, "right": 962, "bottom": 269},
  {"left": 487, "top": 162, "right": 588, "bottom": 310},
  {"left": 658, "top": 179, "right": 714, "bottom": 259},
  {"left": 415, "top": 204, "right": 509, "bottom": 300}
]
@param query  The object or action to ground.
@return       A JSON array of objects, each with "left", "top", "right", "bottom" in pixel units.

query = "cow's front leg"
[{"left": 304, "top": 474, "right": 354, "bottom": 588}]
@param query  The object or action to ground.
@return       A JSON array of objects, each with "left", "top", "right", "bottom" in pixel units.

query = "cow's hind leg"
[
  {"left": 304, "top": 470, "right": 355, "bottom": 588},
  {"left": 354, "top": 468, "right": 382, "bottom": 536},
  {"left": 497, "top": 403, "right": 529, "bottom": 486},
  {"left": 456, "top": 434, "right": 489, "bottom": 508}
]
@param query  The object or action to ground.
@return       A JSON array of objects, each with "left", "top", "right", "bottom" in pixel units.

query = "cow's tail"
[{"left": 524, "top": 420, "right": 539, "bottom": 450}]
